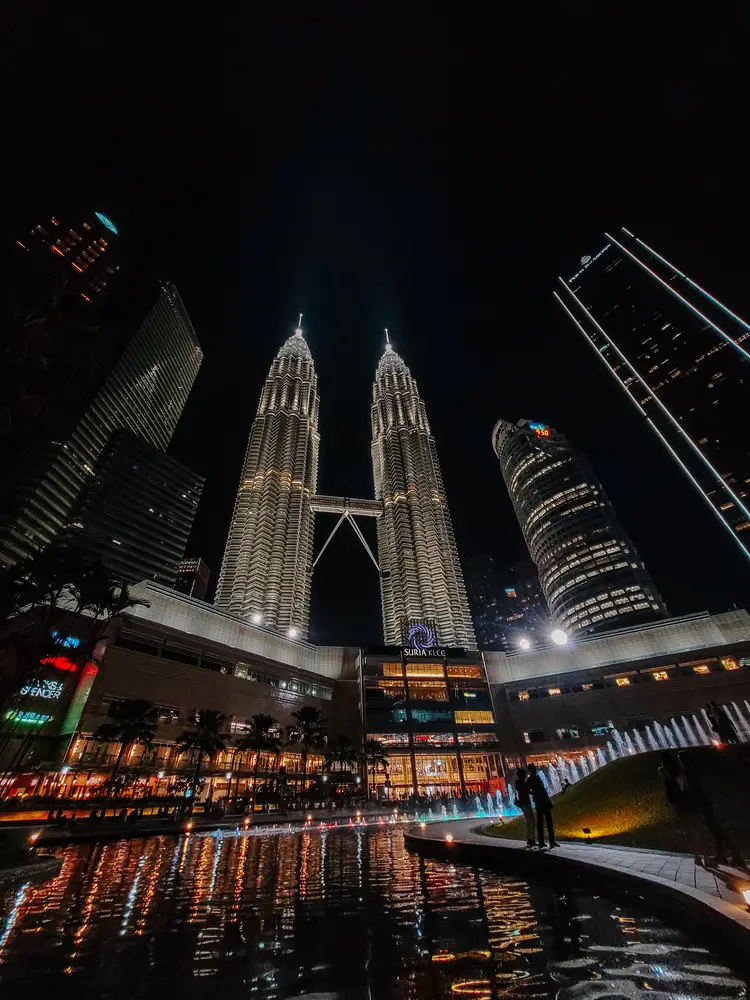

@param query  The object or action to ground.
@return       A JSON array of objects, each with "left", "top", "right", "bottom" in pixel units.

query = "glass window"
[
  {"left": 405, "top": 663, "right": 444, "bottom": 678},
  {"left": 457, "top": 732, "right": 499, "bottom": 745},
  {"left": 582, "top": 683, "right": 593, "bottom": 691},
  {"left": 412, "top": 733, "right": 455, "bottom": 746},
  {"left": 414, "top": 754, "right": 461, "bottom": 783},
  {"left": 555, "top": 727, "right": 580, "bottom": 740},
  {"left": 591, "top": 724, "right": 611, "bottom": 736},
  {"left": 615, "top": 677, "right": 630, "bottom": 687},
  {"left": 368, "top": 680, "right": 406, "bottom": 698},
  {"left": 446, "top": 665, "right": 482, "bottom": 678},
  {"left": 522, "top": 729, "right": 545, "bottom": 744},
  {"left": 693, "top": 665, "right": 710, "bottom": 675},
  {"left": 368, "top": 733, "right": 409, "bottom": 747},
  {"left": 410, "top": 708, "right": 452, "bottom": 723},
  {"left": 721, "top": 658, "right": 740, "bottom": 671},
  {"left": 407, "top": 680, "right": 448, "bottom": 701},
  {"left": 455, "top": 710, "right": 494, "bottom": 725},
  {"left": 548, "top": 687, "right": 561, "bottom": 696},
  {"left": 517, "top": 690, "right": 530, "bottom": 701},
  {"left": 652, "top": 671, "right": 669, "bottom": 681},
  {"left": 382, "top": 663, "right": 403, "bottom": 677}
]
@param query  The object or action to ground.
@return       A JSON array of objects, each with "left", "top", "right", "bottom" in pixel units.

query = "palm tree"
[
  {"left": 177, "top": 709, "right": 228, "bottom": 804},
  {"left": 95, "top": 698, "right": 158, "bottom": 794},
  {"left": 237, "top": 713, "right": 281, "bottom": 811},
  {"left": 361, "top": 739, "right": 390, "bottom": 800},
  {"left": 325, "top": 735, "right": 358, "bottom": 775},
  {"left": 288, "top": 706, "right": 327, "bottom": 794}
]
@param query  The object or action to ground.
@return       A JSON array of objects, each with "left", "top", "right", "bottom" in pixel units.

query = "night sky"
[{"left": 4, "top": 5, "right": 750, "bottom": 644}]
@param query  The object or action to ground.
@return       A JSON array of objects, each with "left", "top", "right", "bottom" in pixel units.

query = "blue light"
[
  {"left": 528, "top": 422, "right": 546, "bottom": 431},
  {"left": 95, "top": 212, "right": 118, "bottom": 235},
  {"left": 52, "top": 632, "right": 80, "bottom": 648}
]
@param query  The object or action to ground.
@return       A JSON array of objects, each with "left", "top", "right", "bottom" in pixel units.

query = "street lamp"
[
  {"left": 251, "top": 613, "right": 263, "bottom": 625},
  {"left": 288, "top": 627, "right": 299, "bottom": 639},
  {"left": 518, "top": 637, "right": 531, "bottom": 651},
  {"left": 550, "top": 629, "right": 568, "bottom": 646}
]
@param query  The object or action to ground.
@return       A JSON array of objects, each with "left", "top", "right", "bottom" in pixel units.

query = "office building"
[
  {"left": 175, "top": 557, "right": 211, "bottom": 600},
  {"left": 372, "top": 333, "right": 475, "bottom": 647},
  {"left": 361, "top": 643, "right": 503, "bottom": 798},
  {"left": 554, "top": 228, "right": 750, "bottom": 561},
  {"left": 16, "top": 210, "right": 123, "bottom": 304},
  {"left": 215, "top": 320, "right": 320, "bottom": 638},
  {"left": 464, "top": 555, "right": 507, "bottom": 648},
  {"left": 492, "top": 418, "right": 666, "bottom": 636},
  {"left": 0, "top": 283, "right": 202, "bottom": 567},
  {"left": 67, "top": 432, "right": 204, "bottom": 586}
]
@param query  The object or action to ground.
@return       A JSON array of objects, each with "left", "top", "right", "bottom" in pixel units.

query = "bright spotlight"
[
  {"left": 251, "top": 612, "right": 263, "bottom": 625},
  {"left": 550, "top": 629, "right": 568, "bottom": 646},
  {"left": 288, "top": 626, "right": 299, "bottom": 639},
  {"left": 519, "top": 637, "right": 531, "bottom": 651}
]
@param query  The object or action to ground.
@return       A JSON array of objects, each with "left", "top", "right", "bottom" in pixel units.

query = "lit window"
[
  {"left": 518, "top": 690, "right": 530, "bottom": 701},
  {"left": 721, "top": 658, "right": 740, "bottom": 671},
  {"left": 693, "top": 665, "right": 710, "bottom": 675},
  {"left": 446, "top": 665, "right": 482, "bottom": 678},
  {"left": 454, "top": 710, "right": 494, "bottom": 725},
  {"left": 615, "top": 677, "right": 631, "bottom": 687},
  {"left": 523, "top": 731, "right": 531, "bottom": 744},
  {"left": 548, "top": 687, "right": 561, "bottom": 696},
  {"left": 405, "top": 663, "right": 444, "bottom": 678},
  {"left": 582, "top": 683, "right": 593, "bottom": 691},
  {"left": 382, "top": 663, "right": 403, "bottom": 677},
  {"left": 652, "top": 671, "right": 669, "bottom": 681}
]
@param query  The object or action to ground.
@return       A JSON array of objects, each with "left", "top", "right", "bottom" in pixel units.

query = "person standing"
[
  {"left": 659, "top": 751, "right": 707, "bottom": 865},
  {"left": 527, "top": 763, "right": 558, "bottom": 848},
  {"left": 515, "top": 768, "right": 536, "bottom": 848},
  {"left": 678, "top": 751, "right": 744, "bottom": 867}
]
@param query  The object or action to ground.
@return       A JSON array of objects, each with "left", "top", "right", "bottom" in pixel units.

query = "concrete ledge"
[
  {"left": 0, "top": 856, "right": 63, "bottom": 887},
  {"left": 405, "top": 819, "right": 750, "bottom": 967}
]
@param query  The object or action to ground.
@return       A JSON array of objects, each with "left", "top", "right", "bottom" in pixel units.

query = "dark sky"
[{"left": 4, "top": 4, "right": 750, "bottom": 644}]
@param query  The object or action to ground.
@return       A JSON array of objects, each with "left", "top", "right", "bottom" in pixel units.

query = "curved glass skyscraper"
[
  {"left": 215, "top": 323, "right": 320, "bottom": 637},
  {"left": 492, "top": 418, "right": 666, "bottom": 636},
  {"left": 372, "top": 335, "right": 475, "bottom": 647}
]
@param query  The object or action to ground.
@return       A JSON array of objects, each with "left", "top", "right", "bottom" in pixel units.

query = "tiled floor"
[{"left": 410, "top": 818, "right": 750, "bottom": 926}]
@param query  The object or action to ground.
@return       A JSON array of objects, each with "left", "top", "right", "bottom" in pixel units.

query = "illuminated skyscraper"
[
  {"left": 0, "top": 283, "right": 202, "bottom": 566},
  {"left": 555, "top": 228, "right": 750, "bottom": 562},
  {"left": 215, "top": 320, "right": 319, "bottom": 637},
  {"left": 16, "top": 210, "right": 123, "bottom": 304},
  {"left": 371, "top": 333, "right": 475, "bottom": 647},
  {"left": 492, "top": 418, "right": 667, "bottom": 636}
]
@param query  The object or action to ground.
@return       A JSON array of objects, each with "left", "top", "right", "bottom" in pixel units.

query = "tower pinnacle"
[
  {"left": 296, "top": 313, "right": 303, "bottom": 336},
  {"left": 384, "top": 327, "right": 392, "bottom": 351}
]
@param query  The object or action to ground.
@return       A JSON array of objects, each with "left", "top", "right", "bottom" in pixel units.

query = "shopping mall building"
[{"left": 4, "top": 585, "right": 750, "bottom": 803}]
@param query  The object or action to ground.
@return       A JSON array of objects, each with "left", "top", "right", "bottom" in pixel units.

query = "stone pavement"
[{"left": 406, "top": 818, "right": 750, "bottom": 943}]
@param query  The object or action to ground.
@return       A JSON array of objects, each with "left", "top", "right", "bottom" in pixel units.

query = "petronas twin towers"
[{"left": 215, "top": 321, "right": 475, "bottom": 648}]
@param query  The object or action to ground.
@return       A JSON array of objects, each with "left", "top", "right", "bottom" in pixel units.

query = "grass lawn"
[{"left": 486, "top": 745, "right": 750, "bottom": 853}]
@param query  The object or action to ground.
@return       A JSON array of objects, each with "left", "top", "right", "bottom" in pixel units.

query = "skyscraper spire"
[
  {"left": 371, "top": 335, "right": 475, "bottom": 647},
  {"left": 384, "top": 327, "right": 391, "bottom": 350},
  {"left": 215, "top": 320, "right": 320, "bottom": 637}
]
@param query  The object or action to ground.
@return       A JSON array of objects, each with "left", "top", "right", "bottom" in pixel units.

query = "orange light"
[
  {"left": 50, "top": 245, "right": 65, "bottom": 256},
  {"left": 71, "top": 263, "right": 83, "bottom": 273},
  {"left": 445, "top": 833, "right": 455, "bottom": 843}
]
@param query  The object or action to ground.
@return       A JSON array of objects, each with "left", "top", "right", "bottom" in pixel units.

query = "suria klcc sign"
[{"left": 403, "top": 621, "right": 446, "bottom": 658}]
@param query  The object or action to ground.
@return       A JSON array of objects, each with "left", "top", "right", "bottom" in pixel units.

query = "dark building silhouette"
[
  {"left": 464, "top": 555, "right": 549, "bottom": 651},
  {"left": 174, "top": 557, "right": 211, "bottom": 600},
  {"left": 493, "top": 418, "right": 667, "bottom": 636},
  {"left": 555, "top": 228, "right": 750, "bottom": 562},
  {"left": 67, "top": 432, "right": 204, "bottom": 586}
]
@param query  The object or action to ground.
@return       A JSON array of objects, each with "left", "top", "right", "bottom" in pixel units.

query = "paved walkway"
[{"left": 406, "top": 818, "right": 750, "bottom": 940}]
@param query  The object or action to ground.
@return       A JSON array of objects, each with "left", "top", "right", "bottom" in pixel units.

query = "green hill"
[{"left": 487, "top": 745, "right": 750, "bottom": 853}]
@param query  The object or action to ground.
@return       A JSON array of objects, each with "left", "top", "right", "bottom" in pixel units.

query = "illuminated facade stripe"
[
  {"left": 554, "top": 291, "right": 750, "bottom": 563},
  {"left": 626, "top": 230, "right": 750, "bottom": 334},
  {"left": 371, "top": 337, "right": 475, "bottom": 647},
  {"left": 557, "top": 280, "right": 750, "bottom": 526},
  {"left": 215, "top": 324, "right": 319, "bottom": 637},
  {"left": 604, "top": 232, "right": 750, "bottom": 363}
]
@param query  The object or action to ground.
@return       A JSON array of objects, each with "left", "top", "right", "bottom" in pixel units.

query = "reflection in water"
[{"left": 0, "top": 828, "right": 745, "bottom": 999}]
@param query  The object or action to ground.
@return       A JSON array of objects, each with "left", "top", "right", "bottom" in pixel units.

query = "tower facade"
[
  {"left": 371, "top": 336, "right": 475, "bottom": 647},
  {"left": 492, "top": 418, "right": 667, "bottom": 636},
  {"left": 555, "top": 228, "right": 750, "bottom": 562},
  {"left": 215, "top": 323, "right": 319, "bottom": 637},
  {"left": 0, "top": 283, "right": 202, "bottom": 567}
]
